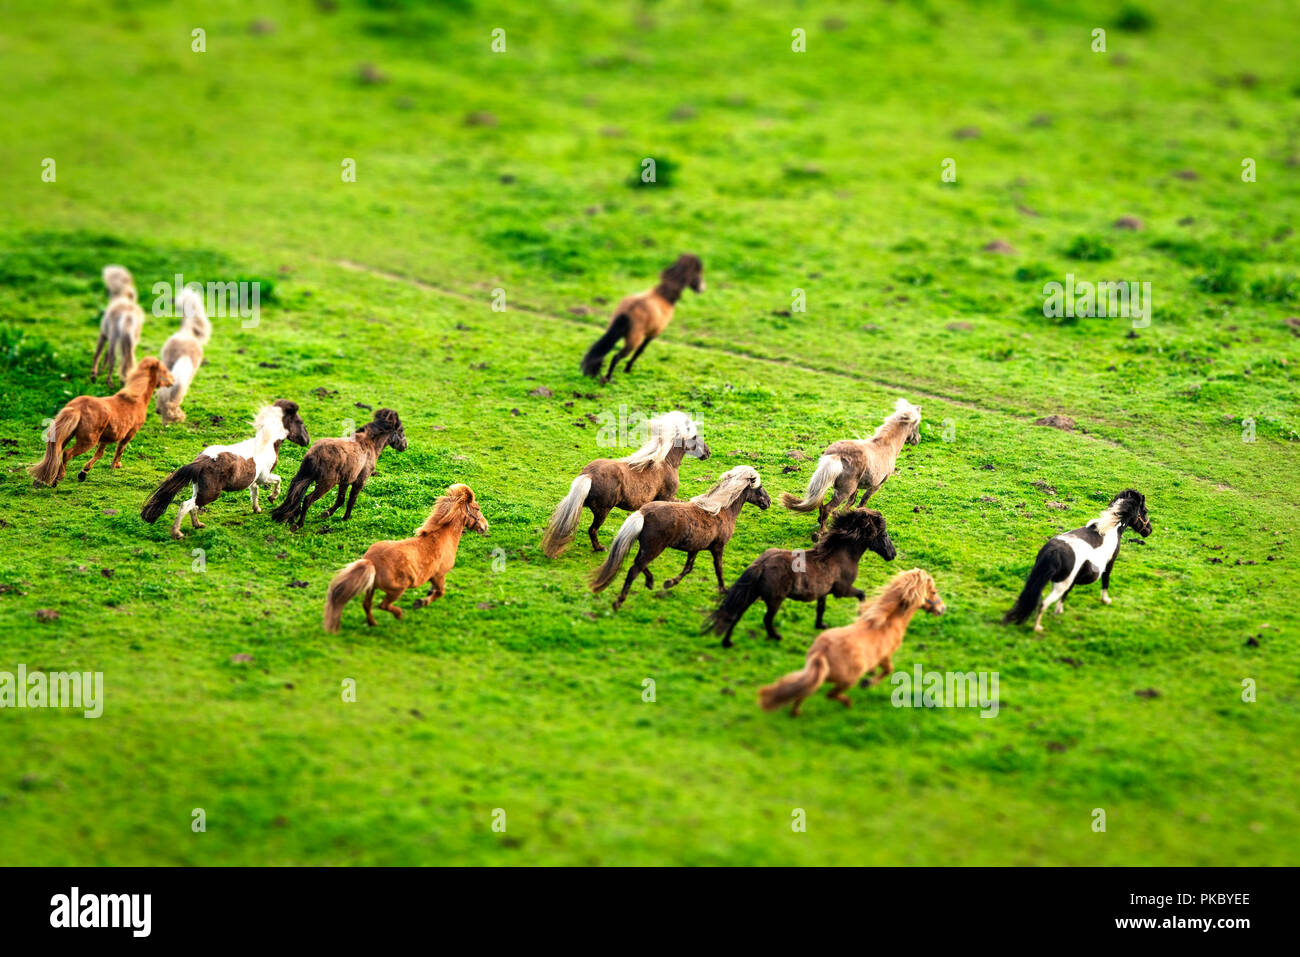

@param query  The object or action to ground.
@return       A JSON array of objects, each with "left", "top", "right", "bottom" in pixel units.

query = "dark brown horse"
[
  {"left": 270, "top": 408, "right": 407, "bottom": 530},
  {"left": 541, "top": 411, "right": 710, "bottom": 556},
  {"left": 590, "top": 466, "right": 770, "bottom": 611},
  {"left": 706, "top": 508, "right": 897, "bottom": 647},
  {"left": 29, "top": 357, "right": 173, "bottom": 487},
  {"left": 580, "top": 254, "right": 704, "bottom": 384}
]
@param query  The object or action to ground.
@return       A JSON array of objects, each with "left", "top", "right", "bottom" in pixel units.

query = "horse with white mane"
[{"left": 541, "top": 410, "right": 710, "bottom": 557}]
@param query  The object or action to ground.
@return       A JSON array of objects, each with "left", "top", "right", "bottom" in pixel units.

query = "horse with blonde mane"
[
  {"left": 590, "top": 465, "right": 770, "bottom": 611},
  {"left": 29, "top": 357, "right": 173, "bottom": 487},
  {"left": 323, "top": 484, "right": 489, "bottom": 632},
  {"left": 541, "top": 411, "right": 710, "bottom": 557},
  {"left": 781, "top": 398, "right": 922, "bottom": 538},
  {"left": 758, "top": 567, "right": 945, "bottom": 717},
  {"left": 154, "top": 287, "right": 214, "bottom": 424}
]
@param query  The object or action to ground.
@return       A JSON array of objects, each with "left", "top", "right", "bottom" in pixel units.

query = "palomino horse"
[
  {"left": 541, "top": 410, "right": 710, "bottom": 556},
  {"left": 323, "top": 484, "right": 489, "bottom": 632},
  {"left": 270, "top": 408, "right": 408, "bottom": 530},
  {"left": 590, "top": 465, "right": 770, "bottom": 611},
  {"left": 29, "top": 357, "right": 173, "bottom": 487},
  {"left": 141, "top": 401, "right": 311, "bottom": 538},
  {"left": 91, "top": 287, "right": 146, "bottom": 389},
  {"left": 706, "top": 507, "right": 896, "bottom": 647},
  {"left": 580, "top": 254, "right": 704, "bottom": 384},
  {"left": 781, "top": 398, "right": 921, "bottom": 538},
  {"left": 153, "top": 287, "right": 214, "bottom": 424},
  {"left": 758, "top": 568, "right": 945, "bottom": 717}
]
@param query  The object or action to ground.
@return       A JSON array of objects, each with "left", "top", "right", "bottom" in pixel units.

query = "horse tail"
[
  {"left": 1003, "top": 539, "right": 1072, "bottom": 624},
  {"left": 270, "top": 461, "right": 315, "bottom": 524},
  {"left": 780, "top": 454, "right": 842, "bottom": 511},
  {"left": 580, "top": 314, "right": 630, "bottom": 378},
  {"left": 154, "top": 355, "right": 194, "bottom": 423},
  {"left": 141, "top": 461, "right": 204, "bottom": 523},
  {"left": 28, "top": 406, "right": 80, "bottom": 487},
  {"left": 590, "top": 511, "right": 644, "bottom": 593},
  {"left": 705, "top": 561, "right": 764, "bottom": 636},
  {"left": 541, "top": 474, "right": 593, "bottom": 558},
  {"left": 323, "top": 559, "right": 377, "bottom": 633},
  {"left": 758, "top": 649, "right": 831, "bottom": 711}
]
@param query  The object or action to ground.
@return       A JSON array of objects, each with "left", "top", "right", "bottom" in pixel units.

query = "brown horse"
[
  {"left": 758, "top": 568, "right": 945, "bottom": 717},
  {"left": 323, "top": 484, "right": 489, "bottom": 632},
  {"left": 270, "top": 408, "right": 407, "bottom": 530},
  {"left": 781, "top": 398, "right": 921, "bottom": 538},
  {"left": 590, "top": 465, "right": 770, "bottom": 611},
  {"left": 706, "top": 508, "right": 897, "bottom": 647},
  {"left": 541, "top": 411, "right": 710, "bottom": 557},
  {"left": 29, "top": 357, "right": 174, "bottom": 487},
  {"left": 580, "top": 254, "right": 704, "bottom": 384}
]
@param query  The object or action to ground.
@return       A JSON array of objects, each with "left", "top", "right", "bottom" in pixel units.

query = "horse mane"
[
  {"left": 857, "top": 568, "right": 933, "bottom": 628},
  {"left": 811, "top": 509, "right": 875, "bottom": 556},
  {"left": 870, "top": 397, "right": 921, "bottom": 442},
  {"left": 623, "top": 411, "right": 696, "bottom": 469},
  {"left": 116, "top": 359, "right": 160, "bottom": 401},
  {"left": 416, "top": 484, "right": 475, "bottom": 535},
  {"left": 690, "top": 465, "right": 761, "bottom": 514},
  {"left": 252, "top": 404, "right": 289, "bottom": 446},
  {"left": 176, "top": 288, "right": 213, "bottom": 343}
]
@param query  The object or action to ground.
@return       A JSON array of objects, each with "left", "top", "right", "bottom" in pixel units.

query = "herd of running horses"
[{"left": 27, "top": 255, "right": 1151, "bottom": 716}]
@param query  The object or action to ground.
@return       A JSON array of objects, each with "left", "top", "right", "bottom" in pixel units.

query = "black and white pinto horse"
[{"left": 1003, "top": 489, "right": 1152, "bottom": 633}]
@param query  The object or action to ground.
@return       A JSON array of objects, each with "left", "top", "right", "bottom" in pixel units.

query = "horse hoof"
[
  {"left": 171, "top": 531, "right": 184, "bottom": 540},
  {"left": 77, "top": 471, "right": 87, "bottom": 482},
  {"left": 1033, "top": 624, "right": 1044, "bottom": 634}
]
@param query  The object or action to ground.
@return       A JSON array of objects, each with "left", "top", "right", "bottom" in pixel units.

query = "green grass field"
[{"left": 0, "top": 0, "right": 1297, "bottom": 865}]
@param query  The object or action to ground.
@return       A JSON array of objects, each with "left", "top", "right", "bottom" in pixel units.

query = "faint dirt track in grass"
[{"left": 333, "top": 257, "right": 1272, "bottom": 497}]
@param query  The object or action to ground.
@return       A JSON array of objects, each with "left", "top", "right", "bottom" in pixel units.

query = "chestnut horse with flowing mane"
[
  {"left": 323, "top": 484, "right": 489, "bottom": 632},
  {"left": 590, "top": 465, "right": 770, "bottom": 611},
  {"left": 541, "top": 411, "right": 710, "bottom": 557},
  {"left": 781, "top": 398, "right": 922, "bottom": 538},
  {"left": 29, "top": 357, "right": 173, "bottom": 487},
  {"left": 758, "top": 567, "right": 946, "bottom": 717}
]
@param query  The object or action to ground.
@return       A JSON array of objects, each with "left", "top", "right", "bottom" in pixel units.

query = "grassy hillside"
[{"left": 0, "top": 0, "right": 1296, "bottom": 865}]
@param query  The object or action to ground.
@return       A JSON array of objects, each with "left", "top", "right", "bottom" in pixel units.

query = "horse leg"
[
  {"left": 624, "top": 338, "right": 652, "bottom": 373},
  {"left": 110, "top": 432, "right": 134, "bottom": 469},
  {"left": 1100, "top": 555, "right": 1117, "bottom": 605},
  {"left": 378, "top": 588, "right": 406, "bottom": 620},
  {"left": 320, "top": 482, "right": 348, "bottom": 518},
  {"left": 861, "top": 657, "right": 895, "bottom": 688},
  {"left": 827, "top": 682, "right": 853, "bottom": 708},
  {"left": 77, "top": 442, "right": 109, "bottom": 481},
  {"left": 814, "top": 595, "right": 827, "bottom": 629},
  {"left": 1056, "top": 582, "right": 1076, "bottom": 615},
  {"left": 59, "top": 434, "right": 93, "bottom": 483},
  {"left": 413, "top": 573, "right": 446, "bottom": 609},
  {"left": 763, "top": 596, "right": 785, "bottom": 642},
  {"left": 266, "top": 473, "right": 282, "bottom": 502},
  {"left": 249, "top": 483, "right": 261, "bottom": 514},
  {"left": 90, "top": 332, "right": 107, "bottom": 382},
  {"left": 601, "top": 345, "right": 631, "bottom": 384},
  {"left": 587, "top": 505, "right": 609, "bottom": 552},
  {"left": 172, "top": 491, "right": 198, "bottom": 539},
  {"left": 362, "top": 589, "right": 378, "bottom": 626},
  {"left": 341, "top": 480, "right": 365, "bottom": 520},
  {"left": 1034, "top": 580, "right": 1072, "bottom": 633},
  {"left": 121, "top": 334, "right": 138, "bottom": 383},
  {"left": 294, "top": 482, "right": 332, "bottom": 529},
  {"left": 710, "top": 547, "right": 727, "bottom": 593},
  {"left": 612, "top": 546, "right": 652, "bottom": 611},
  {"left": 663, "top": 551, "right": 697, "bottom": 589}
]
